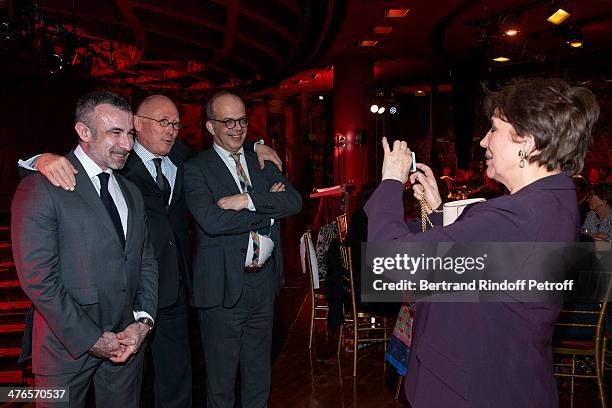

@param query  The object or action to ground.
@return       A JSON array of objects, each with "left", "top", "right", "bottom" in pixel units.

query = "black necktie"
[
  {"left": 153, "top": 158, "right": 171, "bottom": 205},
  {"left": 98, "top": 172, "right": 125, "bottom": 248}
]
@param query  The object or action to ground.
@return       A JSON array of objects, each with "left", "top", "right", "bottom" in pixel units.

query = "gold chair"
[
  {"left": 338, "top": 244, "right": 392, "bottom": 376},
  {"left": 552, "top": 284, "right": 610, "bottom": 408},
  {"left": 302, "top": 230, "right": 329, "bottom": 350},
  {"left": 336, "top": 214, "right": 347, "bottom": 244}
]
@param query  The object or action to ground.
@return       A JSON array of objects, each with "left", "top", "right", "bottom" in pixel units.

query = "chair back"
[
  {"left": 340, "top": 244, "right": 357, "bottom": 320},
  {"left": 302, "top": 230, "right": 319, "bottom": 291},
  {"left": 336, "top": 213, "right": 348, "bottom": 244}
]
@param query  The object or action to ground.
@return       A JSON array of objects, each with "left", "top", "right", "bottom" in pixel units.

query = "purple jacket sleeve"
[{"left": 364, "top": 179, "right": 529, "bottom": 243}]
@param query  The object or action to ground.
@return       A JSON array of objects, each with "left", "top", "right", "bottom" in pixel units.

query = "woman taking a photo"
[{"left": 365, "top": 78, "right": 600, "bottom": 407}]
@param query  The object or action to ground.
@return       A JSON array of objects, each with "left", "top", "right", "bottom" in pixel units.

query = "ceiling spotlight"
[
  {"left": 370, "top": 104, "right": 379, "bottom": 113},
  {"left": 500, "top": 12, "right": 521, "bottom": 37},
  {"left": 546, "top": 1, "right": 572, "bottom": 25},
  {"left": 492, "top": 56, "right": 510, "bottom": 62},
  {"left": 389, "top": 106, "right": 397, "bottom": 114},
  {"left": 415, "top": 90, "right": 425, "bottom": 96},
  {"left": 377, "top": 106, "right": 385, "bottom": 114},
  {"left": 565, "top": 26, "right": 583, "bottom": 48},
  {"left": 318, "top": 95, "right": 324, "bottom": 100},
  {"left": 490, "top": 44, "right": 511, "bottom": 62},
  {"left": 47, "top": 53, "right": 64, "bottom": 75}
]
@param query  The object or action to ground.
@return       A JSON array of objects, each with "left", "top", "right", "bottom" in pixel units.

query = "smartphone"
[{"left": 410, "top": 151, "right": 417, "bottom": 172}]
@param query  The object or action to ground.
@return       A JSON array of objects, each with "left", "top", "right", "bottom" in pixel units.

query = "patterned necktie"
[
  {"left": 153, "top": 157, "right": 171, "bottom": 205},
  {"left": 229, "top": 153, "right": 270, "bottom": 265},
  {"left": 97, "top": 172, "right": 125, "bottom": 248}
]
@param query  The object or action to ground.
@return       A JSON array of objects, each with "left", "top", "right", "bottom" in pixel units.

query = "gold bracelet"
[{"left": 419, "top": 200, "right": 442, "bottom": 231}]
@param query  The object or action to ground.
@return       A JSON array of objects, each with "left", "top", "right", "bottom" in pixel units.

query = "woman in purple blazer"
[{"left": 365, "top": 78, "right": 600, "bottom": 407}]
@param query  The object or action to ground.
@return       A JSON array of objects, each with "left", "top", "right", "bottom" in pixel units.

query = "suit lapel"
[
  {"left": 205, "top": 149, "right": 242, "bottom": 195},
  {"left": 121, "top": 153, "right": 158, "bottom": 195},
  {"left": 244, "top": 151, "right": 266, "bottom": 193},
  {"left": 68, "top": 152, "right": 124, "bottom": 250},
  {"left": 170, "top": 158, "right": 183, "bottom": 207}
]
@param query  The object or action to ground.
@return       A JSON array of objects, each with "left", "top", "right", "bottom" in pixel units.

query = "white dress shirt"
[
  {"left": 213, "top": 143, "right": 274, "bottom": 267},
  {"left": 132, "top": 140, "right": 177, "bottom": 205},
  {"left": 74, "top": 145, "right": 128, "bottom": 237}
]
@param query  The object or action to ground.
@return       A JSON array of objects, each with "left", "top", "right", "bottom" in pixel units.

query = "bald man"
[{"left": 21, "top": 94, "right": 283, "bottom": 408}]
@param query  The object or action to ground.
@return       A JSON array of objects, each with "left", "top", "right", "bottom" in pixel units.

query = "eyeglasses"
[
  {"left": 209, "top": 117, "right": 249, "bottom": 130},
  {"left": 137, "top": 115, "right": 181, "bottom": 130}
]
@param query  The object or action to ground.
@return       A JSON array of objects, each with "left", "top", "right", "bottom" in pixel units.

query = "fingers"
[
  {"left": 117, "top": 336, "right": 137, "bottom": 346},
  {"left": 382, "top": 137, "right": 390, "bottom": 154},
  {"left": 269, "top": 182, "right": 285, "bottom": 192},
  {"left": 110, "top": 346, "right": 135, "bottom": 363},
  {"left": 268, "top": 153, "right": 282, "bottom": 171},
  {"left": 37, "top": 155, "right": 77, "bottom": 191},
  {"left": 415, "top": 163, "right": 434, "bottom": 179},
  {"left": 412, "top": 184, "right": 425, "bottom": 201},
  {"left": 256, "top": 145, "right": 283, "bottom": 170}
]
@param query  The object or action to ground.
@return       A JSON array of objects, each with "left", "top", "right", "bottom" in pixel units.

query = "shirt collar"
[
  {"left": 133, "top": 140, "right": 161, "bottom": 162},
  {"left": 74, "top": 144, "right": 113, "bottom": 180},
  {"left": 213, "top": 143, "right": 244, "bottom": 160}
]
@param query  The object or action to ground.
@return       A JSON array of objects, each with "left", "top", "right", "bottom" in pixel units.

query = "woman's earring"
[{"left": 518, "top": 150, "right": 527, "bottom": 168}]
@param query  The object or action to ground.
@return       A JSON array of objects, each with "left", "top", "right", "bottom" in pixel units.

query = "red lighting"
[
  {"left": 359, "top": 40, "right": 378, "bottom": 47},
  {"left": 373, "top": 26, "right": 393, "bottom": 34},
  {"left": 385, "top": 9, "right": 410, "bottom": 18}
]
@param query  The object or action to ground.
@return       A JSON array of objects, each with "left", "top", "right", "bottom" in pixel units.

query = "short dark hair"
[
  {"left": 484, "top": 78, "right": 600, "bottom": 174},
  {"left": 205, "top": 90, "right": 242, "bottom": 120},
  {"left": 75, "top": 91, "right": 132, "bottom": 128},
  {"left": 592, "top": 183, "right": 612, "bottom": 207}
]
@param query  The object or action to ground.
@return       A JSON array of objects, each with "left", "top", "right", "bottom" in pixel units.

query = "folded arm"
[
  {"left": 248, "top": 160, "right": 302, "bottom": 219},
  {"left": 184, "top": 160, "right": 273, "bottom": 236}
]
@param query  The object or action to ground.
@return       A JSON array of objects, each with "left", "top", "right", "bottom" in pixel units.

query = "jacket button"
[
  {"left": 121, "top": 287, "right": 126, "bottom": 293},
  {"left": 241, "top": 248, "right": 246, "bottom": 253},
  {"left": 169, "top": 240, "right": 175, "bottom": 247}
]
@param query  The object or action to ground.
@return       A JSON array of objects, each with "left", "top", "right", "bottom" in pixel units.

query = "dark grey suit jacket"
[
  {"left": 184, "top": 147, "right": 302, "bottom": 308},
  {"left": 11, "top": 151, "right": 158, "bottom": 375},
  {"left": 365, "top": 173, "right": 578, "bottom": 408}
]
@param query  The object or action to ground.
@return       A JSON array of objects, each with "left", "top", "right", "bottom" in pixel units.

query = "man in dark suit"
[
  {"left": 184, "top": 91, "right": 302, "bottom": 408},
  {"left": 26, "top": 94, "right": 283, "bottom": 408},
  {"left": 11, "top": 91, "right": 158, "bottom": 407}
]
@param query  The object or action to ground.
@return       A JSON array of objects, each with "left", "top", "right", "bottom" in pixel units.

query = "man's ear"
[
  {"left": 134, "top": 115, "right": 144, "bottom": 132},
  {"left": 75, "top": 122, "right": 91, "bottom": 142},
  {"left": 205, "top": 120, "right": 215, "bottom": 136}
]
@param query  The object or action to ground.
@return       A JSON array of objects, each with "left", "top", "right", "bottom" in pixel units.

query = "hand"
[
  {"left": 269, "top": 182, "right": 285, "bottom": 192},
  {"left": 409, "top": 163, "right": 442, "bottom": 213},
  {"left": 217, "top": 193, "right": 249, "bottom": 211},
  {"left": 89, "top": 332, "right": 124, "bottom": 359},
  {"left": 255, "top": 144, "right": 282, "bottom": 171},
  {"left": 111, "top": 322, "right": 150, "bottom": 363},
  {"left": 592, "top": 232, "right": 609, "bottom": 241},
  {"left": 381, "top": 137, "right": 412, "bottom": 184},
  {"left": 36, "top": 153, "right": 78, "bottom": 191}
]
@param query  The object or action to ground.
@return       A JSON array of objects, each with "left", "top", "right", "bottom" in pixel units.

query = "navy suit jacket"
[
  {"left": 365, "top": 173, "right": 579, "bottom": 408},
  {"left": 184, "top": 147, "right": 302, "bottom": 308}
]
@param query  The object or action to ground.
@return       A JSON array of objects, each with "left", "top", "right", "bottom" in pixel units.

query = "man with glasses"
[
  {"left": 184, "top": 91, "right": 301, "bottom": 408},
  {"left": 19, "top": 93, "right": 282, "bottom": 408}
]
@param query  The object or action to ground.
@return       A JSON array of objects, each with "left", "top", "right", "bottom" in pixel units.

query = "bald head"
[
  {"left": 134, "top": 94, "right": 180, "bottom": 156},
  {"left": 137, "top": 95, "right": 176, "bottom": 116}
]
